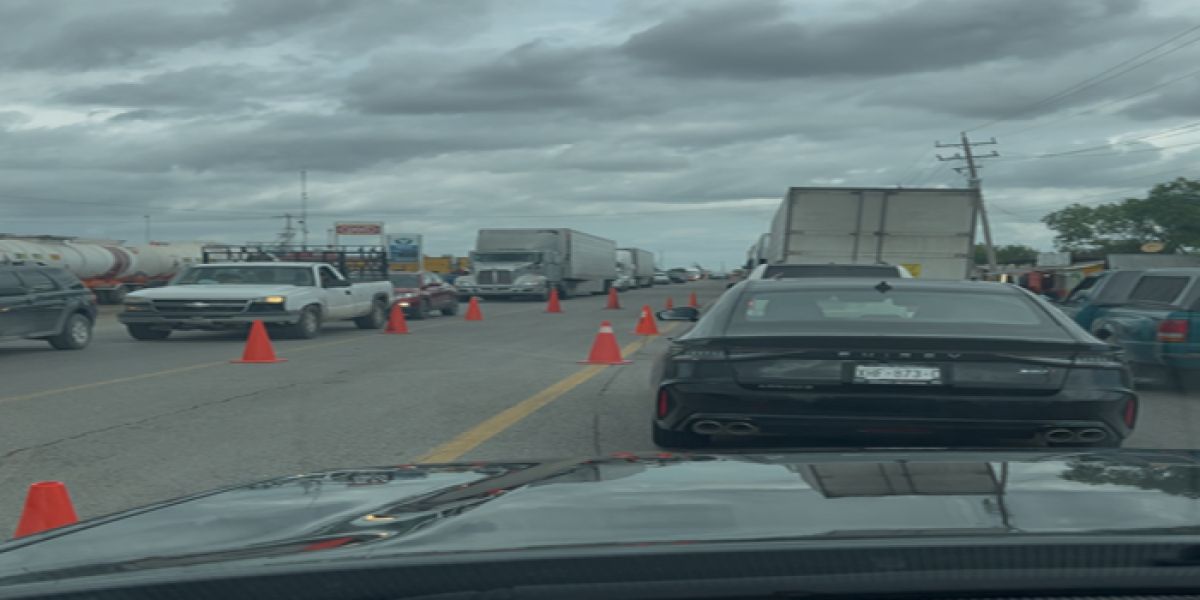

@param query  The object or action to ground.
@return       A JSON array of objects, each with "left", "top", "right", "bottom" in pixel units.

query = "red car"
[{"left": 388, "top": 272, "right": 459, "bottom": 319}]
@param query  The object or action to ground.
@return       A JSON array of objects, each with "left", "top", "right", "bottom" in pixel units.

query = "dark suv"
[{"left": 0, "top": 265, "right": 97, "bottom": 350}]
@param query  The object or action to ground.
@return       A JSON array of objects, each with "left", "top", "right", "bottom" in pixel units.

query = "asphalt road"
[{"left": 0, "top": 280, "right": 1192, "bottom": 535}]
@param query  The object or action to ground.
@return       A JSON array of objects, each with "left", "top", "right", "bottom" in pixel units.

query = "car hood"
[
  {"left": 4, "top": 451, "right": 1200, "bottom": 584},
  {"left": 127, "top": 285, "right": 303, "bottom": 300}
]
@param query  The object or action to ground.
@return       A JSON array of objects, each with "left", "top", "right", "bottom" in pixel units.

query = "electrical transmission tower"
[{"left": 937, "top": 133, "right": 1000, "bottom": 273}]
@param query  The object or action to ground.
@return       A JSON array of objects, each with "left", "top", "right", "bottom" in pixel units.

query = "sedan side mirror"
[
  {"left": 1094, "top": 328, "right": 1113, "bottom": 341},
  {"left": 657, "top": 307, "right": 700, "bottom": 322}
]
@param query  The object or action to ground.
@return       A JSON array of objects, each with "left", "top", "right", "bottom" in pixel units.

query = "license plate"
[{"left": 854, "top": 365, "right": 942, "bottom": 385}]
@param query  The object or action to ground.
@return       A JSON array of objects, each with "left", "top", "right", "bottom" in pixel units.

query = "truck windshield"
[
  {"left": 176, "top": 267, "right": 314, "bottom": 286},
  {"left": 473, "top": 253, "right": 540, "bottom": 263}
]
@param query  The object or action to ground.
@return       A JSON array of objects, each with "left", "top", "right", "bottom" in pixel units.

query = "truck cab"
[{"left": 457, "top": 250, "right": 558, "bottom": 300}]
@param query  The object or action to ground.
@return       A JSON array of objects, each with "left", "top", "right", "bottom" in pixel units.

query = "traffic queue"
[{"left": 0, "top": 227, "right": 709, "bottom": 350}]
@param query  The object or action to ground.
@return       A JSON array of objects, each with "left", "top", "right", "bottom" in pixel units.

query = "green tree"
[
  {"left": 1042, "top": 177, "right": 1200, "bottom": 253},
  {"left": 973, "top": 244, "right": 1039, "bottom": 265}
]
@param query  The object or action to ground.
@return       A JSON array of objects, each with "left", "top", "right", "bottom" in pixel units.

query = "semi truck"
[
  {"left": 617, "top": 247, "right": 656, "bottom": 288},
  {"left": 765, "top": 187, "right": 977, "bottom": 280},
  {"left": 456, "top": 229, "right": 617, "bottom": 300}
]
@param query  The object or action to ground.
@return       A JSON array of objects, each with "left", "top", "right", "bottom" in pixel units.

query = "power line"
[
  {"left": 896, "top": 147, "right": 936, "bottom": 186},
  {"left": 998, "top": 137, "right": 1200, "bottom": 161},
  {"left": 968, "top": 23, "right": 1200, "bottom": 132},
  {"left": 996, "top": 66, "right": 1200, "bottom": 138}
]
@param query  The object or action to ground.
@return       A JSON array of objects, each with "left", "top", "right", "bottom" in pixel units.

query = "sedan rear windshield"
[
  {"left": 762, "top": 265, "right": 900, "bottom": 278},
  {"left": 389, "top": 274, "right": 421, "bottom": 287},
  {"left": 727, "top": 288, "right": 1069, "bottom": 340}
]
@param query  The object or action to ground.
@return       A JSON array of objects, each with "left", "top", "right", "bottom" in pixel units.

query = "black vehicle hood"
[{"left": 4, "top": 451, "right": 1200, "bottom": 585}]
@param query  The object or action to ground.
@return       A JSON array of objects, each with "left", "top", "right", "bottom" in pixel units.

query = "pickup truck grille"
[
  {"left": 152, "top": 299, "right": 250, "bottom": 316},
  {"left": 477, "top": 270, "right": 512, "bottom": 284}
]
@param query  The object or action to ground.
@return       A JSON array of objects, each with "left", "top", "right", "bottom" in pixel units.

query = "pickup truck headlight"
[
  {"left": 260, "top": 296, "right": 286, "bottom": 304},
  {"left": 124, "top": 300, "right": 152, "bottom": 312}
]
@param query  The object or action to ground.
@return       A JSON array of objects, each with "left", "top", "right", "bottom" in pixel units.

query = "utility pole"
[
  {"left": 299, "top": 169, "right": 309, "bottom": 246},
  {"left": 275, "top": 213, "right": 296, "bottom": 245},
  {"left": 937, "top": 132, "right": 1000, "bottom": 273}
]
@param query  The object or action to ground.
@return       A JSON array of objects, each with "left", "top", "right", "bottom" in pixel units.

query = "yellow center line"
[
  {"left": 415, "top": 323, "right": 679, "bottom": 463},
  {"left": 0, "top": 334, "right": 369, "bottom": 407}
]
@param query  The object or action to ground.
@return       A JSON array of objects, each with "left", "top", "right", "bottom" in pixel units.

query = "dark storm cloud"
[
  {"left": 57, "top": 66, "right": 271, "bottom": 111},
  {"left": 623, "top": 0, "right": 1150, "bottom": 80},
  {"left": 1, "top": 0, "right": 488, "bottom": 71},
  {"left": 2, "top": 0, "right": 1198, "bottom": 259},
  {"left": 346, "top": 42, "right": 604, "bottom": 115}
]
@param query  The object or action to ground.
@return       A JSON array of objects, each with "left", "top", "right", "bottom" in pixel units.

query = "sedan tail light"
[
  {"left": 656, "top": 388, "right": 671, "bottom": 419},
  {"left": 667, "top": 345, "right": 725, "bottom": 361},
  {"left": 1071, "top": 352, "right": 1125, "bottom": 369},
  {"left": 1157, "top": 319, "right": 1190, "bottom": 343},
  {"left": 1123, "top": 398, "right": 1138, "bottom": 428}
]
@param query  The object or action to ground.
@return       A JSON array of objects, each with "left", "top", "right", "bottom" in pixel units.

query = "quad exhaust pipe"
[
  {"left": 1045, "top": 427, "right": 1108, "bottom": 443},
  {"left": 691, "top": 420, "right": 760, "bottom": 436}
]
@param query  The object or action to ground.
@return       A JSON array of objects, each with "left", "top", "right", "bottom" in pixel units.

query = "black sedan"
[{"left": 652, "top": 279, "right": 1138, "bottom": 449}]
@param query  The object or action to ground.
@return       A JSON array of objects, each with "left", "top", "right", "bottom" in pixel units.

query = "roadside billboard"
[{"left": 387, "top": 234, "right": 423, "bottom": 271}]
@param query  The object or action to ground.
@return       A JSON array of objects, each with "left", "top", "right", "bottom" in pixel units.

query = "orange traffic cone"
[
  {"left": 635, "top": 305, "right": 660, "bottom": 336},
  {"left": 579, "top": 321, "right": 632, "bottom": 365},
  {"left": 232, "top": 320, "right": 286, "bottom": 363},
  {"left": 605, "top": 287, "right": 621, "bottom": 310},
  {"left": 665, "top": 296, "right": 674, "bottom": 310},
  {"left": 688, "top": 292, "right": 699, "bottom": 308},
  {"left": 546, "top": 288, "right": 562, "bottom": 313},
  {"left": 13, "top": 481, "right": 78, "bottom": 538},
  {"left": 384, "top": 303, "right": 409, "bottom": 334},
  {"left": 465, "top": 296, "right": 483, "bottom": 321}
]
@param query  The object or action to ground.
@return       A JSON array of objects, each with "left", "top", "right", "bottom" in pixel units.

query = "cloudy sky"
[{"left": 2, "top": 0, "right": 1198, "bottom": 268}]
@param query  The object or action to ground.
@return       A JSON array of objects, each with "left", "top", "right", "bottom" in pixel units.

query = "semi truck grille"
[
  {"left": 477, "top": 270, "right": 513, "bottom": 284},
  {"left": 153, "top": 300, "right": 249, "bottom": 316}
]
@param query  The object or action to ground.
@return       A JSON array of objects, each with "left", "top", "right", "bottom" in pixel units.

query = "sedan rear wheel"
[{"left": 651, "top": 421, "right": 709, "bottom": 449}]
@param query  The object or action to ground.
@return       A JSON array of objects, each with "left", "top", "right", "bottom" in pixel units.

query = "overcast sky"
[{"left": 1, "top": 0, "right": 1198, "bottom": 267}]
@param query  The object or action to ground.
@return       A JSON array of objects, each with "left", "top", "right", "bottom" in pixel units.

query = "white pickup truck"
[{"left": 118, "top": 262, "right": 394, "bottom": 340}]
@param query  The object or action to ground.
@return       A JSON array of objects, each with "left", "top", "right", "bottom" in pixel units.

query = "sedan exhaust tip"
[
  {"left": 1045, "top": 428, "right": 1076, "bottom": 443},
  {"left": 724, "top": 421, "right": 759, "bottom": 435},
  {"left": 1076, "top": 428, "right": 1108, "bottom": 442},
  {"left": 692, "top": 420, "right": 724, "bottom": 435}
]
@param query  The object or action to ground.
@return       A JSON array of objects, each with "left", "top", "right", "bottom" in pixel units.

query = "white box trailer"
[
  {"left": 617, "top": 247, "right": 656, "bottom": 287},
  {"left": 460, "top": 228, "right": 617, "bottom": 299},
  {"left": 766, "top": 187, "right": 977, "bottom": 280}
]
